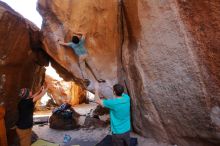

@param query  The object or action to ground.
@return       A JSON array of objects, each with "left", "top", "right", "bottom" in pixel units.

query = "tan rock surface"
[
  {"left": 45, "top": 75, "right": 86, "bottom": 106},
  {"left": 37, "top": 0, "right": 121, "bottom": 97}
]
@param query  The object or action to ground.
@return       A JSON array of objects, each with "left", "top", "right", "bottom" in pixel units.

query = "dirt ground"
[
  {"left": 33, "top": 124, "right": 171, "bottom": 146},
  {"left": 33, "top": 103, "right": 172, "bottom": 146}
]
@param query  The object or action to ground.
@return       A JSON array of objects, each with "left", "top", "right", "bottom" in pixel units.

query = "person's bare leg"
[
  {"left": 79, "top": 55, "right": 88, "bottom": 79},
  {"left": 79, "top": 55, "right": 90, "bottom": 87},
  {"left": 85, "top": 56, "right": 105, "bottom": 82},
  {"left": 16, "top": 128, "right": 32, "bottom": 146}
]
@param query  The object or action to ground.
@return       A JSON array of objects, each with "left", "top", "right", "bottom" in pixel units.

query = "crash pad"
[
  {"left": 96, "top": 135, "right": 138, "bottom": 146},
  {"left": 31, "top": 139, "right": 59, "bottom": 146}
]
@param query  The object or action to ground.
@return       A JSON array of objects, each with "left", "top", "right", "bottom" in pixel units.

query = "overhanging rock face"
[
  {"left": 0, "top": 2, "right": 49, "bottom": 129},
  {"left": 37, "top": 0, "right": 122, "bottom": 97}
]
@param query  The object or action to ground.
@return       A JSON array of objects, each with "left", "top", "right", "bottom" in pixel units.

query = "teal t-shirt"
[
  {"left": 103, "top": 93, "right": 131, "bottom": 134},
  {"left": 67, "top": 37, "right": 87, "bottom": 56}
]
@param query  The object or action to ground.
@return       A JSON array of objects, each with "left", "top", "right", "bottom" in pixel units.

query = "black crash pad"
[{"left": 96, "top": 135, "right": 138, "bottom": 146}]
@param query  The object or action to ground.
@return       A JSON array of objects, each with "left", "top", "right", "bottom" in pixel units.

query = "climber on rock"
[{"left": 58, "top": 32, "right": 105, "bottom": 85}]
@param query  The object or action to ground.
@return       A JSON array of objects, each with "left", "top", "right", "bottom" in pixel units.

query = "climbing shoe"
[
  {"left": 83, "top": 79, "right": 91, "bottom": 87},
  {"left": 97, "top": 79, "right": 106, "bottom": 83}
]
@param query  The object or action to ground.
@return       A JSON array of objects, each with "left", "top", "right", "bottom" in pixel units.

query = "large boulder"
[
  {"left": 37, "top": 0, "right": 220, "bottom": 146},
  {"left": 122, "top": 0, "right": 220, "bottom": 146},
  {"left": 0, "top": 2, "right": 49, "bottom": 130}
]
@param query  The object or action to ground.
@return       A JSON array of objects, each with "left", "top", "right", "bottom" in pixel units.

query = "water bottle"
[{"left": 63, "top": 134, "right": 71, "bottom": 144}]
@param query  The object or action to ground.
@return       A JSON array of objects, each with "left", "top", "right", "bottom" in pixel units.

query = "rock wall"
[
  {"left": 0, "top": 2, "right": 49, "bottom": 129},
  {"left": 37, "top": 0, "right": 122, "bottom": 97},
  {"left": 122, "top": 0, "right": 220, "bottom": 146},
  {"left": 37, "top": 0, "right": 220, "bottom": 145},
  {"left": 177, "top": 0, "right": 220, "bottom": 114}
]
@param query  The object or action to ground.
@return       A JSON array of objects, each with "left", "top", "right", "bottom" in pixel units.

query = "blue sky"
[{"left": 1, "top": 0, "right": 42, "bottom": 28}]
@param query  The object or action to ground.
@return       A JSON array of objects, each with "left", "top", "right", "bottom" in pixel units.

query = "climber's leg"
[
  {"left": 79, "top": 55, "right": 88, "bottom": 79},
  {"left": 85, "top": 56, "right": 105, "bottom": 82}
]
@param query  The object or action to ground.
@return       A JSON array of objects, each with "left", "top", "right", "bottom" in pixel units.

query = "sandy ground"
[
  {"left": 33, "top": 125, "right": 108, "bottom": 145},
  {"left": 33, "top": 124, "right": 171, "bottom": 146},
  {"left": 33, "top": 103, "right": 172, "bottom": 146}
]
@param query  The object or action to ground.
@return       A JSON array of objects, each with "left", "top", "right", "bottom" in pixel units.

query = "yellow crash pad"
[{"left": 31, "top": 139, "right": 59, "bottom": 146}]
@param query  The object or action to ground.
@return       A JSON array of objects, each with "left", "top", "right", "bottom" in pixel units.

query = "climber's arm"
[
  {"left": 58, "top": 41, "right": 69, "bottom": 47},
  {"left": 32, "top": 85, "right": 48, "bottom": 103},
  {"left": 74, "top": 31, "right": 86, "bottom": 41},
  {"left": 73, "top": 31, "right": 85, "bottom": 36},
  {"left": 95, "top": 99, "right": 104, "bottom": 106}
]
